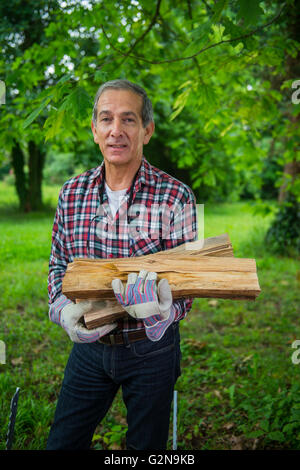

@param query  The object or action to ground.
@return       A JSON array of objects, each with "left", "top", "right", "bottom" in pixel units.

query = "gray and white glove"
[
  {"left": 112, "top": 270, "right": 173, "bottom": 321},
  {"left": 60, "top": 301, "right": 117, "bottom": 343}
]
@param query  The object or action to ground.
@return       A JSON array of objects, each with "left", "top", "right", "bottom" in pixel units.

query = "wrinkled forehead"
[{"left": 97, "top": 89, "right": 143, "bottom": 118}]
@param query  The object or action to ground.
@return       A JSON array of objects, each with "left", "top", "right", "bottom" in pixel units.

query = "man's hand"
[
  {"left": 60, "top": 301, "right": 117, "bottom": 343},
  {"left": 111, "top": 270, "right": 173, "bottom": 321}
]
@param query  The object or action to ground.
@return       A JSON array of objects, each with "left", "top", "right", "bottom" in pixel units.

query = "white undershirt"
[{"left": 105, "top": 182, "right": 128, "bottom": 218}]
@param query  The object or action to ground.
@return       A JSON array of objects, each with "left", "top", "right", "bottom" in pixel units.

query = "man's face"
[{"left": 91, "top": 89, "right": 154, "bottom": 166}]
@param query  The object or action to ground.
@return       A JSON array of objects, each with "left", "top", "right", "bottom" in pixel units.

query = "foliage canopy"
[{"left": 0, "top": 0, "right": 299, "bottom": 251}]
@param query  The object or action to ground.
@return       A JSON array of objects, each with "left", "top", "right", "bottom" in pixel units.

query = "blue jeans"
[{"left": 46, "top": 322, "right": 181, "bottom": 450}]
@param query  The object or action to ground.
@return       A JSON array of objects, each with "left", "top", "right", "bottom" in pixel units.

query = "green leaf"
[
  {"left": 94, "top": 70, "right": 110, "bottom": 82},
  {"left": 60, "top": 86, "right": 91, "bottom": 120},
  {"left": 184, "top": 22, "right": 213, "bottom": 56},
  {"left": 268, "top": 431, "right": 285, "bottom": 442},
  {"left": 56, "top": 73, "right": 73, "bottom": 85},
  {"left": 203, "top": 170, "right": 216, "bottom": 187},
  {"left": 247, "top": 430, "right": 265, "bottom": 438},
  {"left": 228, "top": 384, "right": 235, "bottom": 401},
  {"left": 22, "top": 96, "right": 52, "bottom": 129},
  {"left": 260, "top": 419, "right": 269, "bottom": 432},
  {"left": 170, "top": 88, "right": 191, "bottom": 121},
  {"left": 282, "top": 423, "right": 299, "bottom": 434},
  {"left": 212, "top": 0, "right": 228, "bottom": 23},
  {"left": 222, "top": 17, "right": 244, "bottom": 39},
  {"left": 237, "top": 0, "right": 264, "bottom": 27},
  {"left": 44, "top": 110, "right": 65, "bottom": 141},
  {"left": 291, "top": 409, "right": 300, "bottom": 421}
]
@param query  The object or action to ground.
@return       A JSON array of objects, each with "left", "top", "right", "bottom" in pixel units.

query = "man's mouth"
[{"left": 108, "top": 144, "right": 127, "bottom": 148}]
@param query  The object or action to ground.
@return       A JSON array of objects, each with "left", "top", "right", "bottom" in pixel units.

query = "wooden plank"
[
  {"left": 66, "top": 262, "right": 260, "bottom": 302},
  {"left": 74, "top": 233, "right": 234, "bottom": 264},
  {"left": 154, "top": 233, "right": 233, "bottom": 256},
  {"left": 70, "top": 258, "right": 260, "bottom": 326},
  {"left": 78, "top": 300, "right": 128, "bottom": 329}
]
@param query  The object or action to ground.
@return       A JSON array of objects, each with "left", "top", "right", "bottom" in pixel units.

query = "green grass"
[{"left": 0, "top": 181, "right": 299, "bottom": 450}]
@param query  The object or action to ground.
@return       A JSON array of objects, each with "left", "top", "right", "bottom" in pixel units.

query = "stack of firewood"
[{"left": 61, "top": 234, "right": 261, "bottom": 329}]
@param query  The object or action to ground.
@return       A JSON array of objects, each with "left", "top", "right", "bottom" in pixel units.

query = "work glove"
[
  {"left": 60, "top": 301, "right": 117, "bottom": 343},
  {"left": 112, "top": 270, "right": 172, "bottom": 321}
]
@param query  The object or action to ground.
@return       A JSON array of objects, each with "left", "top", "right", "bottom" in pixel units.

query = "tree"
[
  {"left": 264, "top": 0, "right": 300, "bottom": 254},
  {"left": 1, "top": 0, "right": 299, "bottom": 255},
  {"left": 0, "top": 0, "right": 60, "bottom": 210}
]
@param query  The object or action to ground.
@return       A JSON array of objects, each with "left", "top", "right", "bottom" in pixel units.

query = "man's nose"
[{"left": 110, "top": 119, "right": 123, "bottom": 137}]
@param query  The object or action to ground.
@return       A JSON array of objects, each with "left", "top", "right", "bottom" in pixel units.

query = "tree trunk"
[
  {"left": 28, "top": 140, "right": 46, "bottom": 211},
  {"left": 278, "top": 0, "right": 300, "bottom": 202},
  {"left": 11, "top": 141, "right": 29, "bottom": 212},
  {"left": 11, "top": 140, "right": 46, "bottom": 212},
  {"left": 279, "top": 160, "right": 300, "bottom": 203}
]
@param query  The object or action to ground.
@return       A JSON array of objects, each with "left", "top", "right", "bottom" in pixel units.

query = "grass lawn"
[{"left": 0, "top": 181, "right": 299, "bottom": 450}]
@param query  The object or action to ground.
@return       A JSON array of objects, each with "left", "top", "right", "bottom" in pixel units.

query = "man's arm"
[
  {"left": 48, "top": 188, "right": 117, "bottom": 342},
  {"left": 48, "top": 187, "right": 73, "bottom": 323}
]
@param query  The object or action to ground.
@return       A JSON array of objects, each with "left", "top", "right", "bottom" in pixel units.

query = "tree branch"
[
  {"left": 103, "top": 0, "right": 162, "bottom": 66},
  {"left": 102, "top": 7, "right": 284, "bottom": 65},
  {"left": 202, "top": 0, "right": 212, "bottom": 13}
]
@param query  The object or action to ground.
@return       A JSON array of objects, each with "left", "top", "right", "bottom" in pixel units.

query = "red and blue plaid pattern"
[{"left": 48, "top": 157, "right": 198, "bottom": 340}]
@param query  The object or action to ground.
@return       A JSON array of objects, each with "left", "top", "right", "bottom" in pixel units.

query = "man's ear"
[
  {"left": 91, "top": 120, "right": 99, "bottom": 144},
  {"left": 143, "top": 121, "right": 155, "bottom": 145}
]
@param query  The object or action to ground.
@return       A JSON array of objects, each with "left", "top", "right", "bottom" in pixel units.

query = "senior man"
[{"left": 46, "top": 79, "right": 198, "bottom": 450}]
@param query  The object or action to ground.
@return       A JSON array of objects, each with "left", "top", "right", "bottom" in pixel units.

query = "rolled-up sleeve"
[{"left": 48, "top": 188, "right": 72, "bottom": 323}]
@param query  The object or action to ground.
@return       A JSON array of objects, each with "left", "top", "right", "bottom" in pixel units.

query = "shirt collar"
[
  {"left": 95, "top": 156, "right": 155, "bottom": 195},
  {"left": 135, "top": 156, "right": 156, "bottom": 192}
]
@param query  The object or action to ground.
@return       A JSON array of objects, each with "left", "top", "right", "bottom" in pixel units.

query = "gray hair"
[{"left": 92, "top": 79, "right": 154, "bottom": 128}]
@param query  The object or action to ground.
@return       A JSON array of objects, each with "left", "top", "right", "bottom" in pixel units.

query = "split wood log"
[
  {"left": 78, "top": 300, "right": 129, "bottom": 329},
  {"left": 153, "top": 233, "right": 234, "bottom": 257},
  {"left": 61, "top": 234, "right": 260, "bottom": 329},
  {"left": 65, "top": 256, "right": 260, "bottom": 302}
]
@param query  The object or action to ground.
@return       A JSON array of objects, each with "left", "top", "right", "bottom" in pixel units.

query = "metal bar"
[
  {"left": 6, "top": 387, "right": 20, "bottom": 450},
  {"left": 173, "top": 390, "right": 178, "bottom": 450}
]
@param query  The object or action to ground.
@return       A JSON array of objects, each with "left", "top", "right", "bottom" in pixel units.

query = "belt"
[{"left": 98, "top": 329, "right": 147, "bottom": 345}]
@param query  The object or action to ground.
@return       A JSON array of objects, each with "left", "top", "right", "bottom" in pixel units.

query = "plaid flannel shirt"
[{"left": 48, "top": 156, "right": 198, "bottom": 341}]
